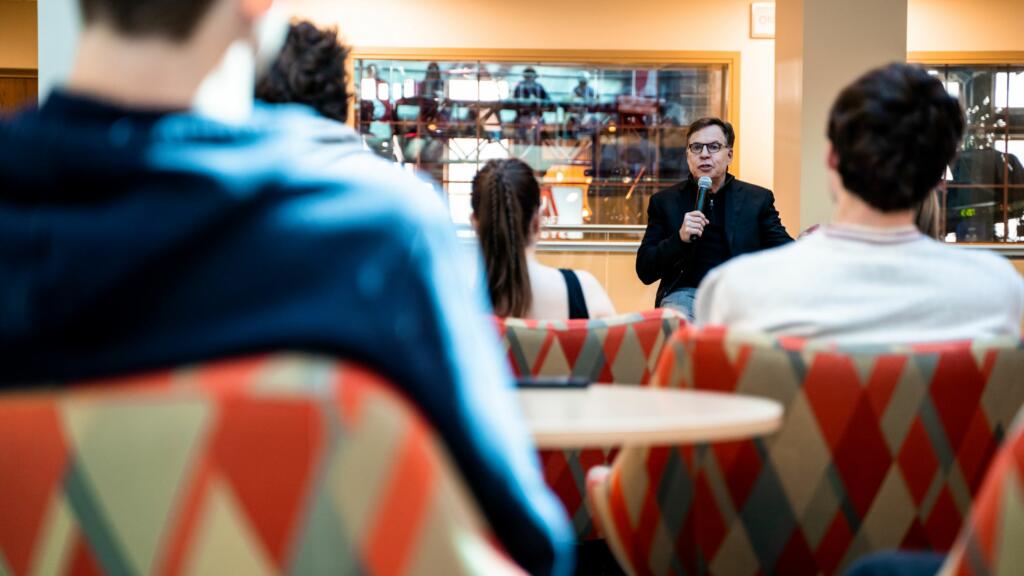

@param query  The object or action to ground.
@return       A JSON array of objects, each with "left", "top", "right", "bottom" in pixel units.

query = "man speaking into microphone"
[{"left": 636, "top": 117, "right": 792, "bottom": 320}]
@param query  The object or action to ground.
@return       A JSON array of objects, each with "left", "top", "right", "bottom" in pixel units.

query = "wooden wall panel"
[{"left": 0, "top": 76, "right": 37, "bottom": 115}]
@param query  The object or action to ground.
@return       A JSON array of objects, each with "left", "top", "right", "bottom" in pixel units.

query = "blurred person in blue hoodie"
[{"left": 0, "top": 1, "right": 573, "bottom": 574}]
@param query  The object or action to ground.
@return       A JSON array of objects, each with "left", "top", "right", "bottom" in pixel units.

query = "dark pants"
[{"left": 574, "top": 540, "right": 626, "bottom": 576}]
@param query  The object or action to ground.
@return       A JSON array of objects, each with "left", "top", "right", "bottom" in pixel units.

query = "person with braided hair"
[
  {"left": 695, "top": 62, "right": 1024, "bottom": 344},
  {"left": 471, "top": 158, "right": 615, "bottom": 319}
]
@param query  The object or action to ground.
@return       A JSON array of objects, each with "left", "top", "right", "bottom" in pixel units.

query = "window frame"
[
  {"left": 347, "top": 47, "right": 742, "bottom": 181},
  {"left": 909, "top": 51, "right": 1024, "bottom": 251}
]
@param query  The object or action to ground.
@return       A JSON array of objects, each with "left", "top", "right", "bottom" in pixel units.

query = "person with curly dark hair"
[
  {"left": 256, "top": 20, "right": 350, "bottom": 123},
  {"left": 695, "top": 62, "right": 1024, "bottom": 343}
]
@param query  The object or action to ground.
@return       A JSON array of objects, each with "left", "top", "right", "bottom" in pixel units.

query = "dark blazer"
[{"left": 636, "top": 174, "right": 793, "bottom": 306}]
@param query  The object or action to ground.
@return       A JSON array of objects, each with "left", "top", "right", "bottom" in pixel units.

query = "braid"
[
  {"left": 502, "top": 170, "right": 531, "bottom": 316},
  {"left": 488, "top": 165, "right": 504, "bottom": 258},
  {"left": 485, "top": 166, "right": 510, "bottom": 315},
  {"left": 502, "top": 171, "right": 520, "bottom": 265},
  {"left": 475, "top": 159, "right": 534, "bottom": 317}
]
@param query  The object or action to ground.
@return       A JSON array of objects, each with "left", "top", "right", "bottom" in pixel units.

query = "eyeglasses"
[{"left": 687, "top": 142, "right": 729, "bottom": 154}]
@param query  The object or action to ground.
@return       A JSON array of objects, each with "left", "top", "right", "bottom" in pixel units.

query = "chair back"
[
  {"left": 940, "top": 413, "right": 1024, "bottom": 576},
  {"left": 595, "top": 327, "right": 1024, "bottom": 575},
  {"left": 0, "top": 355, "right": 522, "bottom": 576},
  {"left": 496, "top": 309, "right": 687, "bottom": 385},
  {"left": 496, "top": 309, "right": 686, "bottom": 540}
]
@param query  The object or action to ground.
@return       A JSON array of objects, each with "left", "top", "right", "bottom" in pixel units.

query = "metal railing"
[{"left": 457, "top": 224, "right": 1024, "bottom": 258}]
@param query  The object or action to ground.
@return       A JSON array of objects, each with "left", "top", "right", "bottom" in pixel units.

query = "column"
[{"left": 774, "top": 0, "right": 908, "bottom": 233}]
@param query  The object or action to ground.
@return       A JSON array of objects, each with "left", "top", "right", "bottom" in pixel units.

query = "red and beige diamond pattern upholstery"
[
  {"left": 496, "top": 309, "right": 687, "bottom": 539},
  {"left": 0, "top": 354, "right": 523, "bottom": 576},
  {"left": 940, "top": 413, "right": 1024, "bottom": 576},
  {"left": 496, "top": 309, "right": 687, "bottom": 384},
  {"left": 588, "top": 326, "right": 1024, "bottom": 575}
]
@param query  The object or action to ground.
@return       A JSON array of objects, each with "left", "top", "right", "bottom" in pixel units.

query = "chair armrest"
[{"left": 586, "top": 465, "right": 637, "bottom": 576}]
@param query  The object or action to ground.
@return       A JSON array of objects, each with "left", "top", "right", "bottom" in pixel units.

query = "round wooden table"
[{"left": 517, "top": 385, "right": 783, "bottom": 448}]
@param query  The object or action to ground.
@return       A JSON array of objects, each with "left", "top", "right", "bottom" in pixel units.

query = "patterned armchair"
[
  {"left": 587, "top": 327, "right": 1024, "bottom": 575},
  {"left": 939, "top": 412, "right": 1024, "bottom": 576},
  {"left": 0, "top": 355, "right": 523, "bottom": 576},
  {"left": 496, "top": 309, "right": 687, "bottom": 538}
]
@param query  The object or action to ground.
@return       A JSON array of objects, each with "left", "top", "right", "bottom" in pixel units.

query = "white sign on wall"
[{"left": 750, "top": 2, "right": 776, "bottom": 39}]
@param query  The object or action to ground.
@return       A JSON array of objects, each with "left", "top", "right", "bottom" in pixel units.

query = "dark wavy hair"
[
  {"left": 79, "top": 0, "right": 216, "bottom": 40},
  {"left": 686, "top": 117, "right": 735, "bottom": 147},
  {"left": 828, "top": 63, "right": 964, "bottom": 212},
  {"left": 471, "top": 159, "right": 541, "bottom": 318},
  {"left": 256, "top": 21, "right": 351, "bottom": 123}
]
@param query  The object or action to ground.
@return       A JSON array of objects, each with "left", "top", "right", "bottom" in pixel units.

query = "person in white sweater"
[{"left": 695, "top": 63, "right": 1024, "bottom": 344}]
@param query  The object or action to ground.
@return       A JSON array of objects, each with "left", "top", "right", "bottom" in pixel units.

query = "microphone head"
[{"left": 694, "top": 176, "right": 711, "bottom": 214}]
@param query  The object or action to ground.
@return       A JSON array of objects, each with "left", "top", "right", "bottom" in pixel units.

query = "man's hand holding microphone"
[{"left": 679, "top": 176, "right": 713, "bottom": 243}]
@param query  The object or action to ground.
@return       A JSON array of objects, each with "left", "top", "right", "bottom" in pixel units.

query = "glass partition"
[
  {"left": 353, "top": 56, "right": 733, "bottom": 236},
  {"left": 924, "top": 64, "right": 1024, "bottom": 243}
]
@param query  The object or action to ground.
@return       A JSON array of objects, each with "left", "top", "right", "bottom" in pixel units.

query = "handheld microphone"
[{"left": 691, "top": 176, "right": 713, "bottom": 241}]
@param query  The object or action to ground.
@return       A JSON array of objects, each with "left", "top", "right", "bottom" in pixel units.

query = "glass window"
[
  {"left": 353, "top": 57, "right": 731, "bottom": 230},
  {"left": 926, "top": 64, "right": 1024, "bottom": 243}
]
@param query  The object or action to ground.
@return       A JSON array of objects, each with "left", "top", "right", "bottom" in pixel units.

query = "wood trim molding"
[
  {"left": 0, "top": 68, "right": 38, "bottom": 79},
  {"left": 351, "top": 47, "right": 741, "bottom": 66},
  {"left": 909, "top": 51, "right": 1024, "bottom": 65}
]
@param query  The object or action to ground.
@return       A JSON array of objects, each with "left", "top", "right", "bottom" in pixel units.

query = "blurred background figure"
[
  {"left": 256, "top": 20, "right": 350, "bottom": 123},
  {"left": 514, "top": 66, "right": 550, "bottom": 101},
  {"left": 420, "top": 61, "right": 445, "bottom": 99},
  {"left": 514, "top": 66, "right": 550, "bottom": 143},
  {"left": 358, "top": 62, "right": 393, "bottom": 139},
  {"left": 413, "top": 61, "right": 448, "bottom": 182},
  {"left": 572, "top": 71, "right": 596, "bottom": 101},
  {"left": 949, "top": 126, "right": 1024, "bottom": 242},
  {"left": 565, "top": 70, "right": 597, "bottom": 139},
  {"left": 472, "top": 158, "right": 615, "bottom": 319}
]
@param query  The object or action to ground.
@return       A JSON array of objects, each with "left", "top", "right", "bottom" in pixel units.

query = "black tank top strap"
[{"left": 558, "top": 268, "right": 590, "bottom": 320}]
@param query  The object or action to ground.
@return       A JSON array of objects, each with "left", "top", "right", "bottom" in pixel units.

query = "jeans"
[{"left": 660, "top": 287, "right": 697, "bottom": 322}]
